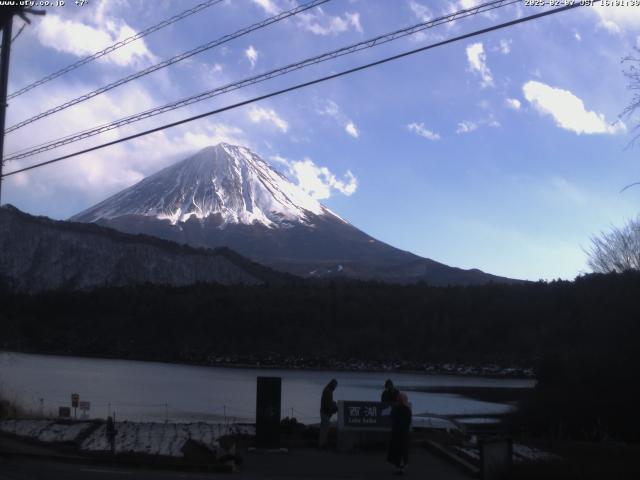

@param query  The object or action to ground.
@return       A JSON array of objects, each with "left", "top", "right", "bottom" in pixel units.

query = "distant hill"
[{"left": 0, "top": 205, "right": 293, "bottom": 293}]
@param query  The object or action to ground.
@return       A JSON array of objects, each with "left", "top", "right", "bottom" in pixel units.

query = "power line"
[
  {"left": 7, "top": 0, "right": 226, "bottom": 100},
  {"left": 4, "top": 0, "right": 520, "bottom": 161},
  {"left": 11, "top": 23, "right": 26, "bottom": 43},
  {"left": 5, "top": 0, "right": 330, "bottom": 134},
  {"left": 1, "top": 3, "right": 582, "bottom": 179}
]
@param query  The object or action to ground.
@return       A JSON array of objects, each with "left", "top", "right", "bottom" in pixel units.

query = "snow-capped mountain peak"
[
  {"left": 72, "top": 143, "right": 337, "bottom": 228},
  {"left": 70, "top": 143, "right": 518, "bottom": 285}
]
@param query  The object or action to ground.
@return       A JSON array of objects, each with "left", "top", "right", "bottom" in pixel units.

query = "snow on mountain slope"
[
  {"left": 70, "top": 143, "right": 519, "bottom": 285},
  {"left": 72, "top": 143, "right": 337, "bottom": 227}
]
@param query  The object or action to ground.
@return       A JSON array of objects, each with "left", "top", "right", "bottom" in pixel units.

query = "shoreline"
[{"left": 0, "top": 349, "right": 536, "bottom": 380}]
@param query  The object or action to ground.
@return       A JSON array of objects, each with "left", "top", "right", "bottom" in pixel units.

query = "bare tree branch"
[
  {"left": 620, "top": 182, "right": 640, "bottom": 193},
  {"left": 586, "top": 217, "right": 640, "bottom": 273}
]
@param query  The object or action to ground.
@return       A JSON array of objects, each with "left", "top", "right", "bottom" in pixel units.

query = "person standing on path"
[
  {"left": 381, "top": 379, "right": 400, "bottom": 403},
  {"left": 387, "top": 392, "right": 412, "bottom": 475},
  {"left": 318, "top": 379, "right": 338, "bottom": 448}
]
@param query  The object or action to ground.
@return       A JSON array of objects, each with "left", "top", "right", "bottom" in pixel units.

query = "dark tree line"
[{"left": 0, "top": 272, "right": 638, "bottom": 365}]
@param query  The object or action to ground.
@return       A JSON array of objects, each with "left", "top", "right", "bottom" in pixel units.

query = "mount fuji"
[{"left": 71, "top": 143, "right": 514, "bottom": 285}]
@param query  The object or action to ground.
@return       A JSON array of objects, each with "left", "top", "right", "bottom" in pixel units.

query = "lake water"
[{"left": 0, "top": 352, "right": 533, "bottom": 425}]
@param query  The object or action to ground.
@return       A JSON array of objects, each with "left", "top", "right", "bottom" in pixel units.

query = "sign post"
[
  {"left": 71, "top": 393, "right": 79, "bottom": 420},
  {"left": 78, "top": 401, "right": 91, "bottom": 419},
  {"left": 106, "top": 416, "right": 117, "bottom": 455}
]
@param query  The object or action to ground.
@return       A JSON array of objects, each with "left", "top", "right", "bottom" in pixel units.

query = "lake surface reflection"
[{"left": 0, "top": 352, "right": 533, "bottom": 424}]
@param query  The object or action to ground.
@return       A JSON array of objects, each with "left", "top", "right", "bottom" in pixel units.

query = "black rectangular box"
[{"left": 256, "top": 376, "right": 281, "bottom": 447}]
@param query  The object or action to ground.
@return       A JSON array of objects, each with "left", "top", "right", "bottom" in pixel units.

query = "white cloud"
[
  {"left": 449, "top": 0, "right": 497, "bottom": 21},
  {"left": 245, "top": 45, "right": 258, "bottom": 69},
  {"left": 345, "top": 122, "right": 359, "bottom": 138},
  {"left": 456, "top": 121, "right": 478, "bottom": 134},
  {"left": 598, "top": 18, "right": 621, "bottom": 34},
  {"left": 298, "top": 9, "right": 363, "bottom": 36},
  {"left": 522, "top": 80, "right": 626, "bottom": 135},
  {"left": 505, "top": 98, "right": 521, "bottom": 110},
  {"left": 274, "top": 156, "right": 357, "bottom": 200},
  {"left": 466, "top": 42, "right": 493, "bottom": 88},
  {"left": 408, "top": 0, "right": 432, "bottom": 21},
  {"left": 317, "top": 100, "right": 359, "bottom": 138},
  {"left": 454, "top": 115, "right": 500, "bottom": 134},
  {"left": 252, "top": 0, "right": 280, "bottom": 15},
  {"left": 407, "top": 122, "right": 440, "bottom": 140},
  {"left": 406, "top": 1, "right": 445, "bottom": 44},
  {"left": 591, "top": 4, "right": 640, "bottom": 33},
  {"left": 36, "top": 14, "right": 155, "bottom": 67},
  {"left": 344, "top": 12, "right": 363, "bottom": 33},
  {"left": 248, "top": 107, "right": 289, "bottom": 133},
  {"left": 499, "top": 39, "right": 511, "bottom": 55},
  {"left": 174, "top": 124, "right": 246, "bottom": 150},
  {"left": 319, "top": 100, "right": 340, "bottom": 117},
  {"left": 458, "top": 0, "right": 480, "bottom": 8}
]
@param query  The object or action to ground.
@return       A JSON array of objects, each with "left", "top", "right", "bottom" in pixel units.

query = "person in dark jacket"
[
  {"left": 387, "top": 392, "right": 411, "bottom": 474},
  {"left": 318, "top": 379, "right": 338, "bottom": 448},
  {"left": 381, "top": 379, "right": 400, "bottom": 403}
]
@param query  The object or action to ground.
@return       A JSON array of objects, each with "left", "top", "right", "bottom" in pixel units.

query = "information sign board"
[{"left": 337, "top": 400, "right": 392, "bottom": 432}]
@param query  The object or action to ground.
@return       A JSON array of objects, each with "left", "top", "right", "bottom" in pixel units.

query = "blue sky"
[{"left": 3, "top": 0, "right": 640, "bottom": 280}]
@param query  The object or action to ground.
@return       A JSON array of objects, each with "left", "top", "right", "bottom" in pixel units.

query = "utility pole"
[
  {"left": 0, "top": 7, "right": 45, "bottom": 205},
  {"left": 0, "top": 11, "right": 14, "bottom": 205}
]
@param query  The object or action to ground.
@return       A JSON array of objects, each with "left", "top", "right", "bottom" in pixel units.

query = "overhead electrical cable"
[
  {"left": 1, "top": 3, "right": 582, "bottom": 179},
  {"left": 7, "top": 0, "right": 226, "bottom": 100},
  {"left": 5, "top": 0, "right": 330, "bottom": 133},
  {"left": 4, "top": 0, "right": 520, "bottom": 160},
  {"left": 11, "top": 23, "right": 27, "bottom": 43}
]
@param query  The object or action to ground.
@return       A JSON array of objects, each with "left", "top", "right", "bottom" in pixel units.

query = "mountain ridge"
[
  {"left": 71, "top": 143, "right": 520, "bottom": 286},
  {"left": 0, "top": 204, "right": 295, "bottom": 293}
]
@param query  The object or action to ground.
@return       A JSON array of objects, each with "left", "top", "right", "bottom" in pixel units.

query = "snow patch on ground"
[
  {"left": 452, "top": 443, "right": 560, "bottom": 465},
  {"left": 0, "top": 419, "right": 94, "bottom": 443},
  {"left": 513, "top": 443, "right": 561, "bottom": 463},
  {"left": 1, "top": 419, "right": 255, "bottom": 458}
]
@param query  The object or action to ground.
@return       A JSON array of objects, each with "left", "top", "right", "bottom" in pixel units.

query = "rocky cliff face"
[{"left": 0, "top": 205, "right": 278, "bottom": 293}]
